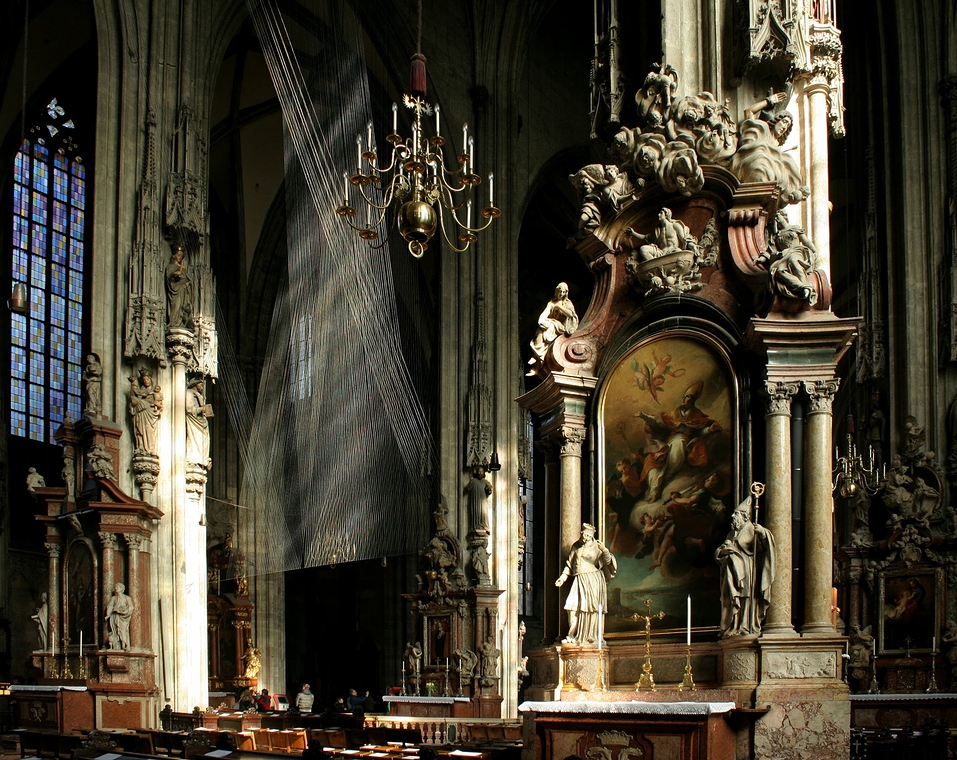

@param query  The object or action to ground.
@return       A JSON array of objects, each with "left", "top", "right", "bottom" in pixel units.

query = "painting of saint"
[
  {"left": 599, "top": 334, "right": 736, "bottom": 634},
  {"left": 879, "top": 570, "right": 940, "bottom": 653}
]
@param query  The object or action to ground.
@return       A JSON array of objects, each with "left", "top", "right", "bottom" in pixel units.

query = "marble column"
[
  {"left": 762, "top": 381, "right": 799, "bottom": 635},
  {"left": 99, "top": 531, "right": 117, "bottom": 607},
  {"left": 44, "top": 541, "right": 61, "bottom": 656},
  {"left": 802, "top": 379, "right": 839, "bottom": 635},
  {"left": 538, "top": 438, "right": 561, "bottom": 643},
  {"left": 804, "top": 80, "right": 832, "bottom": 276},
  {"left": 558, "top": 425, "right": 586, "bottom": 559},
  {"left": 125, "top": 533, "right": 143, "bottom": 649}
]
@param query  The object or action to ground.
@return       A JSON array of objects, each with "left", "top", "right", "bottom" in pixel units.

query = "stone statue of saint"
[
  {"left": 165, "top": 245, "right": 193, "bottom": 329},
  {"left": 454, "top": 647, "right": 478, "bottom": 681},
  {"left": 129, "top": 368, "right": 163, "bottom": 455},
  {"left": 479, "top": 636, "right": 501, "bottom": 684},
  {"left": 26, "top": 467, "right": 45, "bottom": 492},
  {"left": 465, "top": 467, "right": 493, "bottom": 533},
  {"left": 621, "top": 207, "right": 697, "bottom": 262},
  {"left": 88, "top": 444, "right": 116, "bottom": 480},
  {"left": 405, "top": 641, "right": 423, "bottom": 678},
  {"left": 31, "top": 592, "right": 49, "bottom": 650},
  {"left": 715, "top": 496, "right": 775, "bottom": 637},
  {"left": 105, "top": 582, "right": 134, "bottom": 650},
  {"left": 554, "top": 523, "right": 617, "bottom": 646},
  {"left": 186, "top": 378, "right": 213, "bottom": 468},
  {"left": 527, "top": 283, "right": 579, "bottom": 376},
  {"left": 848, "top": 624, "right": 874, "bottom": 668},
  {"left": 83, "top": 354, "right": 102, "bottom": 418}
]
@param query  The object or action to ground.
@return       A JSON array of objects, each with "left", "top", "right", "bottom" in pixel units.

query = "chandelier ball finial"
[{"left": 398, "top": 200, "right": 437, "bottom": 244}]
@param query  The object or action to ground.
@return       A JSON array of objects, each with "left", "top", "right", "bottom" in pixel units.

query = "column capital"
[
  {"left": 125, "top": 533, "right": 143, "bottom": 552},
  {"left": 764, "top": 381, "right": 800, "bottom": 415},
  {"left": 44, "top": 542, "right": 61, "bottom": 558},
  {"left": 98, "top": 531, "right": 118, "bottom": 550},
  {"left": 557, "top": 426, "right": 587, "bottom": 457},
  {"left": 803, "top": 379, "right": 840, "bottom": 414},
  {"left": 166, "top": 328, "right": 195, "bottom": 365}
]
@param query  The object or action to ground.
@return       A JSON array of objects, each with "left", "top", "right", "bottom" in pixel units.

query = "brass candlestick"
[
  {"left": 633, "top": 598, "right": 665, "bottom": 692},
  {"left": 61, "top": 653, "right": 73, "bottom": 680},
  {"left": 78, "top": 652, "right": 87, "bottom": 680},
  {"left": 592, "top": 648, "right": 607, "bottom": 692},
  {"left": 867, "top": 650, "right": 880, "bottom": 694},
  {"left": 927, "top": 649, "right": 939, "bottom": 694},
  {"left": 679, "top": 645, "right": 696, "bottom": 691}
]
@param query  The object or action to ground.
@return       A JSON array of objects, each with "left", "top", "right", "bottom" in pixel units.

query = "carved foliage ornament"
[{"left": 765, "top": 380, "right": 799, "bottom": 414}]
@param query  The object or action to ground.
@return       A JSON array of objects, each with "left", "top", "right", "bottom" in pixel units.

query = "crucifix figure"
[
  {"left": 633, "top": 598, "right": 665, "bottom": 691},
  {"left": 903, "top": 636, "right": 913, "bottom": 658}
]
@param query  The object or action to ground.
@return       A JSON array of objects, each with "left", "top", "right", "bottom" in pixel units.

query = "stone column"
[
  {"left": 804, "top": 79, "right": 832, "bottom": 276},
  {"left": 802, "top": 379, "right": 839, "bottom": 635},
  {"left": 99, "top": 531, "right": 117, "bottom": 649},
  {"left": 125, "top": 534, "right": 143, "bottom": 649},
  {"left": 558, "top": 425, "right": 586, "bottom": 559},
  {"left": 44, "top": 541, "right": 61, "bottom": 654},
  {"left": 762, "top": 381, "right": 799, "bottom": 636},
  {"left": 538, "top": 438, "right": 561, "bottom": 643},
  {"left": 167, "top": 329, "right": 194, "bottom": 708}
]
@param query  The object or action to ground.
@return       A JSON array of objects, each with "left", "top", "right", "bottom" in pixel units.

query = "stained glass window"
[{"left": 10, "top": 137, "right": 86, "bottom": 441}]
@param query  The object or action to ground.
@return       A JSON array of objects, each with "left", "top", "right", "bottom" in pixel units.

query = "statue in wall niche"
[
  {"left": 715, "top": 496, "right": 774, "bottom": 637},
  {"left": 30, "top": 592, "right": 48, "bottom": 650},
  {"left": 758, "top": 211, "right": 819, "bottom": 306},
  {"left": 186, "top": 378, "right": 213, "bottom": 468},
  {"left": 105, "top": 582, "right": 134, "bottom": 650},
  {"left": 82, "top": 354, "right": 102, "bottom": 418},
  {"left": 25, "top": 467, "right": 45, "bottom": 493},
  {"left": 465, "top": 467, "right": 493, "bottom": 533},
  {"left": 165, "top": 245, "right": 193, "bottom": 329},
  {"left": 128, "top": 368, "right": 163, "bottom": 454},
  {"left": 554, "top": 523, "right": 617, "bottom": 646},
  {"left": 527, "top": 283, "right": 579, "bottom": 376}
]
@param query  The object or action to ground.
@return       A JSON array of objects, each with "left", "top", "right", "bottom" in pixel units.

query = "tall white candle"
[
  {"left": 435, "top": 105, "right": 441, "bottom": 135},
  {"left": 686, "top": 595, "right": 692, "bottom": 646},
  {"left": 79, "top": 630, "right": 83, "bottom": 652},
  {"left": 932, "top": 636, "right": 937, "bottom": 652},
  {"left": 356, "top": 135, "right": 363, "bottom": 169},
  {"left": 392, "top": 103, "right": 398, "bottom": 133},
  {"left": 597, "top": 604, "right": 603, "bottom": 650},
  {"left": 52, "top": 628, "right": 55, "bottom": 659},
  {"left": 462, "top": 123, "right": 469, "bottom": 153}
]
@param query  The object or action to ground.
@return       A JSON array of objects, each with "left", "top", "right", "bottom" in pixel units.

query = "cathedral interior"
[{"left": 1, "top": 1, "right": 956, "bottom": 759}]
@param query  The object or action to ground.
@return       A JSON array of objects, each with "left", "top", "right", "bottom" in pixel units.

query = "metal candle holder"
[
  {"left": 633, "top": 598, "right": 665, "bottom": 692},
  {"left": 927, "top": 649, "right": 939, "bottom": 693},
  {"left": 592, "top": 648, "right": 607, "bottom": 692},
  {"left": 867, "top": 650, "right": 880, "bottom": 694},
  {"left": 679, "top": 645, "right": 696, "bottom": 691}
]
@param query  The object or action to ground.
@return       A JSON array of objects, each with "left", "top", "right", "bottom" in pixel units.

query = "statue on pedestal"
[
  {"left": 479, "top": 636, "right": 501, "bottom": 685},
  {"left": 105, "top": 582, "right": 134, "bottom": 650},
  {"left": 715, "top": 496, "right": 774, "bottom": 637},
  {"left": 527, "top": 283, "right": 578, "bottom": 376},
  {"left": 129, "top": 368, "right": 163, "bottom": 455},
  {"left": 186, "top": 378, "right": 213, "bottom": 468},
  {"left": 26, "top": 467, "right": 45, "bottom": 493},
  {"left": 83, "top": 354, "right": 102, "bottom": 418},
  {"left": 554, "top": 523, "right": 617, "bottom": 646},
  {"left": 465, "top": 467, "right": 493, "bottom": 533},
  {"left": 30, "top": 592, "right": 49, "bottom": 650},
  {"left": 165, "top": 246, "right": 193, "bottom": 329}
]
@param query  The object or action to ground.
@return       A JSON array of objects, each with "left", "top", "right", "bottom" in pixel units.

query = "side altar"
[{"left": 516, "top": 50, "right": 854, "bottom": 760}]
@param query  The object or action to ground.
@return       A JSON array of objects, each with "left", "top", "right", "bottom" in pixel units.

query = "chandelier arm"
[{"left": 435, "top": 210, "right": 472, "bottom": 254}]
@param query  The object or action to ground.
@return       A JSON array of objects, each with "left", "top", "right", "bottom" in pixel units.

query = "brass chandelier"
[{"left": 336, "top": 42, "right": 499, "bottom": 258}]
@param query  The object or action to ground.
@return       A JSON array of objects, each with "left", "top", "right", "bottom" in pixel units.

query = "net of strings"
[{"left": 222, "top": 0, "right": 434, "bottom": 574}]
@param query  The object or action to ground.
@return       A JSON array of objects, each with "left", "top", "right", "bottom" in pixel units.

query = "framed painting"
[
  {"left": 597, "top": 332, "right": 738, "bottom": 636},
  {"left": 878, "top": 567, "right": 943, "bottom": 654}
]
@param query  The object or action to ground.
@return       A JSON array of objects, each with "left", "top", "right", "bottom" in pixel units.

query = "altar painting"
[{"left": 598, "top": 334, "right": 736, "bottom": 635}]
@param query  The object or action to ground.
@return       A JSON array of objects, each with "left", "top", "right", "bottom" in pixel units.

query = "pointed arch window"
[{"left": 10, "top": 100, "right": 86, "bottom": 442}]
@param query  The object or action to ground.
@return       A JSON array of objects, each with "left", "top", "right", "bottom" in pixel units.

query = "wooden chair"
[{"left": 324, "top": 729, "right": 348, "bottom": 749}]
